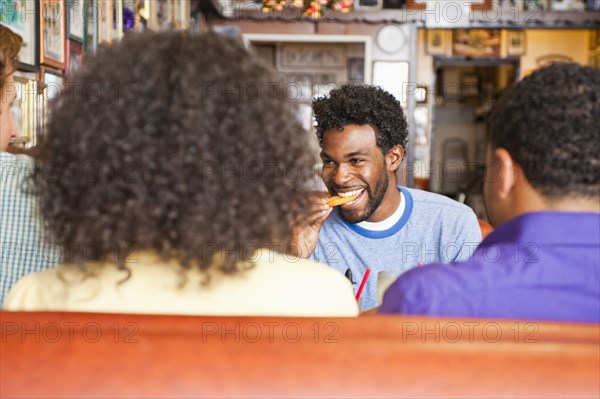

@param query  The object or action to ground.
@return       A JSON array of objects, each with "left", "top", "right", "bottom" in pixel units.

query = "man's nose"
[{"left": 331, "top": 163, "right": 351, "bottom": 186}]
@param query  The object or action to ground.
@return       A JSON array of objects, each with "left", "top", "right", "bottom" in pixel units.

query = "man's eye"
[
  {"left": 322, "top": 160, "right": 335, "bottom": 166},
  {"left": 350, "top": 159, "right": 363, "bottom": 164}
]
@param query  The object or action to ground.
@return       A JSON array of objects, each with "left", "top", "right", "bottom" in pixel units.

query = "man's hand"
[{"left": 289, "top": 193, "right": 332, "bottom": 258}]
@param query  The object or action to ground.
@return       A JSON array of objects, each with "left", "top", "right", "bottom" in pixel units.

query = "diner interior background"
[{"left": 5, "top": 0, "right": 600, "bottom": 222}]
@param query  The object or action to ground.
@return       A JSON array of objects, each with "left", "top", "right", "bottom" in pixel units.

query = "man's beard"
[{"left": 340, "top": 171, "right": 389, "bottom": 224}]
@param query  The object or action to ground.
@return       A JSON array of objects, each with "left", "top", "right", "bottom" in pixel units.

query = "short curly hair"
[
  {"left": 489, "top": 63, "right": 600, "bottom": 199},
  {"left": 0, "top": 25, "right": 23, "bottom": 90},
  {"left": 312, "top": 84, "right": 408, "bottom": 153},
  {"left": 36, "top": 31, "right": 315, "bottom": 274}
]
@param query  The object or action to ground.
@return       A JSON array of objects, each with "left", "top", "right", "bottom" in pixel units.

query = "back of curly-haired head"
[
  {"left": 36, "top": 31, "right": 315, "bottom": 273},
  {"left": 312, "top": 84, "right": 408, "bottom": 153},
  {"left": 0, "top": 25, "right": 23, "bottom": 90},
  {"left": 489, "top": 63, "right": 599, "bottom": 199}
]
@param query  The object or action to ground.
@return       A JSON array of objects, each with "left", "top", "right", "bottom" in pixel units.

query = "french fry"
[{"left": 326, "top": 195, "right": 358, "bottom": 207}]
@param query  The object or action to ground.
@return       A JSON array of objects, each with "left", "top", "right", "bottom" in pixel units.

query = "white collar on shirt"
[{"left": 356, "top": 191, "right": 406, "bottom": 231}]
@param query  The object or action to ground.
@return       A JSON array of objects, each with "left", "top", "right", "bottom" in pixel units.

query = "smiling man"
[{"left": 291, "top": 84, "right": 481, "bottom": 311}]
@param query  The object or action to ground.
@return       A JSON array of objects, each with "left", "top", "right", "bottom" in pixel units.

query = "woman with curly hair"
[{"left": 3, "top": 31, "right": 358, "bottom": 316}]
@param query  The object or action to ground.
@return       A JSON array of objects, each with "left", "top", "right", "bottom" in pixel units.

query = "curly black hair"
[
  {"left": 312, "top": 84, "right": 408, "bottom": 153},
  {"left": 489, "top": 63, "right": 600, "bottom": 199},
  {"left": 35, "top": 31, "right": 315, "bottom": 274}
]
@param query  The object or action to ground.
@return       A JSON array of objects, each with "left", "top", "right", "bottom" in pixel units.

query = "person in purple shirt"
[{"left": 379, "top": 63, "right": 600, "bottom": 323}]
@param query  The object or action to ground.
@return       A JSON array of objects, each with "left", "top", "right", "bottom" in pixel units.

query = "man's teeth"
[{"left": 338, "top": 189, "right": 363, "bottom": 198}]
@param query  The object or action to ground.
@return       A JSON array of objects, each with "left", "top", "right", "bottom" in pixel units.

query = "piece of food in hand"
[{"left": 326, "top": 195, "right": 358, "bottom": 207}]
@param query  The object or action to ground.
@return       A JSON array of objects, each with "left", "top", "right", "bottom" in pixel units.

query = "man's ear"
[
  {"left": 386, "top": 145, "right": 404, "bottom": 172},
  {"left": 493, "top": 147, "right": 519, "bottom": 199}
]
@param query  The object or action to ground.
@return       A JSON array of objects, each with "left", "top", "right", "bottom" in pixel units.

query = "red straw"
[{"left": 355, "top": 268, "right": 371, "bottom": 302}]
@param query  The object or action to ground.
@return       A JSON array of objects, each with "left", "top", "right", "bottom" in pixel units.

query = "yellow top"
[{"left": 3, "top": 249, "right": 359, "bottom": 317}]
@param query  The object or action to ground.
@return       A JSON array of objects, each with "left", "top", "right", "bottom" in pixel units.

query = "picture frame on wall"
[
  {"left": 40, "top": 0, "right": 66, "bottom": 69},
  {"left": 41, "top": 66, "right": 65, "bottom": 104},
  {"left": 347, "top": 57, "right": 365, "bottom": 82},
  {"left": 67, "top": 40, "right": 83, "bottom": 77},
  {"left": 10, "top": 71, "right": 39, "bottom": 147},
  {"left": 85, "top": 0, "right": 98, "bottom": 54},
  {"left": 425, "top": 30, "right": 447, "bottom": 56},
  {"left": 146, "top": 0, "right": 169, "bottom": 31},
  {"left": 0, "top": 0, "right": 40, "bottom": 71},
  {"left": 66, "top": 0, "right": 85, "bottom": 42},
  {"left": 280, "top": 44, "right": 345, "bottom": 68},
  {"left": 97, "top": 0, "right": 113, "bottom": 44},
  {"left": 506, "top": 30, "right": 526, "bottom": 56},
  {"left": 40, "top": 66, "right": 65, "bottom": 137},
  {"left": 169, "top": 0, "right": 190, "bottom": 29},
  {"left": 111, "top": 0, "right": 123, "bottom": 41},
  {"left": 452, "top": 29, "right": 500, "bottom": 57}
]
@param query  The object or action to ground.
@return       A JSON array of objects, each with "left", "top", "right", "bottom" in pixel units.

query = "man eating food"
[{"left": 291, "top": 84, "right": 481, "bottom": 311}]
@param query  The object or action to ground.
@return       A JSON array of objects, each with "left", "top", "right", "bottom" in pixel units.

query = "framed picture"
[
  {"left": 169, "top": 0, "right": 190, "bottom": 29},
  {"left": 40, "top": 66, "right": 65, "bottom": 136},
  {"left": 97, "top": 0, "right": 113, "bottom": 44},
  {"left": 286, "top": 73, "right": 313, "bottom": 102},
  {"left": 66, "top": 0, "right": 84, "bottom": 42},
  {"left": 40, "top": 0, "right": 66, "bottom": 69},
  {"left": 452, "top": 29, "right": 500, "bottom": 57},
  {"left": 67, "top": 40, "right": 83, "bottom": 77},
  {"left": 146, "top": 0, "right": 169, "bottom": 31},
  {"left": 426, "top": 30, "right": 447, "bottom": 56},
  {"left": 280, "top": 44, "right": 345, "bottom": 68},
  {"left": 111, "top": 0, "right": 123, "bottom": 41},
  {"left": 347, "top": 57, "right": 365, "bottom": 82},
  {"left": 85, "top": 0, "right": 98, "bottom": 54},
  {"left": 506, "top": 30, "right": 526, "bottom": 56},
  {"left": 0, "top": 0, "right": 40, "bottom": 71},
  {"left": 10, "top": 71, "right": 39, "bottom": 146}
]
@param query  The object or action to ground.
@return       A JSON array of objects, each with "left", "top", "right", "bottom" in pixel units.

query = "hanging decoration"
[{"left": 262, "top": 0, "right": 354, "bottom": 18}]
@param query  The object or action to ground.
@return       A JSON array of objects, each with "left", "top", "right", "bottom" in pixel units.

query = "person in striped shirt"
[{"left": 0, "top": 25, "right": 56, "bottom": 304}]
